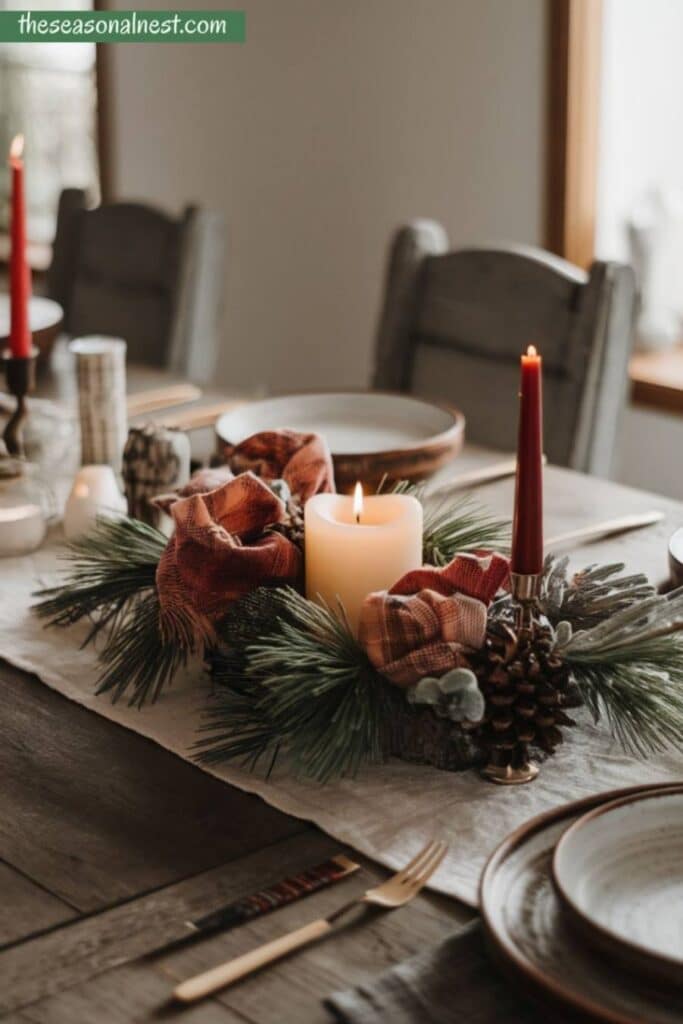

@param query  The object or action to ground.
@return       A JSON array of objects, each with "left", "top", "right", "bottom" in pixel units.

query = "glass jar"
[{"left": 0, "top": 459, "right": 55, "bottom": 557}]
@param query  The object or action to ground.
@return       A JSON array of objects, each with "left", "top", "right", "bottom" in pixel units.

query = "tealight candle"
[
  {"left": 64, "top": 465, "right": 127, "bottom": 541},
  {"left": 305, "top": 484, "right": 423, "bottom": 634}
]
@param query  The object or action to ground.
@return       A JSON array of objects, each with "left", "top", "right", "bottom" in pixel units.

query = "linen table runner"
[{"left": 1, "top": 530, "right": 682, "bottom": 907}]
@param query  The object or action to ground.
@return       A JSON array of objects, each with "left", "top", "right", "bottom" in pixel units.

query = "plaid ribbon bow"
[{"left": 358, "top": 552, "right": 509, "bottom": 687}]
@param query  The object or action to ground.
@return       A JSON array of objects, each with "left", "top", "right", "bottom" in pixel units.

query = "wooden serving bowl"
[{"left": 214, "top": 391, "right": 466, "bottom": 492}]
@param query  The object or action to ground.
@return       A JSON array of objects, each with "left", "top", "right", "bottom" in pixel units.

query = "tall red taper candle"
[
  {"left": 8, "top": 134, "right": 32, "bottom": 359},
  {"left": 510, "top": 345, "right": 543, "bottom": 575}
]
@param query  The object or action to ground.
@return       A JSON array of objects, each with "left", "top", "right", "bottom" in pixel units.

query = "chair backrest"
[
  {"left": 47, "top": 189, "right": 225, "bottom": 381},
  {"left": 373, "top": 221, "right": 637, "bottom": 476}
]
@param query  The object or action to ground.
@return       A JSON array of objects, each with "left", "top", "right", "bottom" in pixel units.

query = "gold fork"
[{"left": 173, "top": 839, "right": 448, "bottom": 1003}]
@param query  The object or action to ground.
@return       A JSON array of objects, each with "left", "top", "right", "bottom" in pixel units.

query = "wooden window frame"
[
  {"left": 94, "top": 0, "right": 112, "bottom": 202},
  {"left": 545, "top": 0, "right": 603, "bottom": 269}
]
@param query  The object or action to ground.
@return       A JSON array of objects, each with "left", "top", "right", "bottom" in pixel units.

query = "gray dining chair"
[
  {"left": 372, "top": 221, "right": 637, "bottom": 477},
  {"left": 46, "top": 189, "right": 225, "bottom": 382}
]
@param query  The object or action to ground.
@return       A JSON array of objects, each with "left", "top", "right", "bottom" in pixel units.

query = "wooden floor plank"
[
  {"left": 0, "top": 862, "right": 76, "bottom": 947},
  {"left": 11, "top": 848, "right": 471, "bottom": 1024},
  {"left": 0, "top": 663, "right": 307, "bottom": 913},
  {"left": 0, "top": 833, "right": 338, "bottom": 1015},
  {"left": 14, "top": 962, "right": 243, "bottom": 1024}
]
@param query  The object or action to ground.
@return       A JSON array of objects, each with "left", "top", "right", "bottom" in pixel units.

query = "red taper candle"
[
  {"left": 8, "top": 135, "right": 32, "bottom": 359},
  {"left": 510, "top": 345, "right": 544, "bottom": 575}
]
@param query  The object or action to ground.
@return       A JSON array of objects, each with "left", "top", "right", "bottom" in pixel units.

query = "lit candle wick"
[
  {"left": 526, "top": 344, "right": 537, "bottom": 357},
  {"left": 353, "top": 481, "right": 363, "bottom": 525},
  {"left": 9, "top": 134, "right": 24, "bottom": 164}
]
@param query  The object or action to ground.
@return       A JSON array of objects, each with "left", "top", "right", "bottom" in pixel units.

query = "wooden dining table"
[{"left": 1, "top": 354, "right": 682, "bottom": 1022}]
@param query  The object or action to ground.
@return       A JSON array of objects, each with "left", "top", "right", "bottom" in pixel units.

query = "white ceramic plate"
[
  {"left": 216, "top": 392, "right": 457, "bottom": 454},
  {"left": 552, "top": 787, "right": 683, "bottom": 984},
  {"left": 480, "top": 785, "right": 683, "bottom": 1024},
  {"left": 0, "top": 294, "right": 63, "bottom": 338},
  {"left": 215, "top": 391, "right": 465, "bottom": 489}
]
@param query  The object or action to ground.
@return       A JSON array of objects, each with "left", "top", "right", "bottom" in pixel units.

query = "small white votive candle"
[
  {"left": 64, "top": 465, "right": 127, "bottom": 541},
  {"left": 305, "top": 484, "right": 423, "bottom": 634},
  {"left": 0, "top": 504, "right": 46, "bottom": 557}
]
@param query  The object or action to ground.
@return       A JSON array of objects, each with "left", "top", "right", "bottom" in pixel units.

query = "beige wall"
[{"left": 106, "top": 0, "right": 547, "bottom": 393}]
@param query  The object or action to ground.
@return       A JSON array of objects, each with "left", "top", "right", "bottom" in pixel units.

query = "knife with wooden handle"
[{"left": 546, "top": 511, "right": 665, "bottom": 550}]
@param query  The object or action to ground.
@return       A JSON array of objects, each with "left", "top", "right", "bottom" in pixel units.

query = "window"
[{"left": 0, "top": 0, "right": 100, "bottom": 250}]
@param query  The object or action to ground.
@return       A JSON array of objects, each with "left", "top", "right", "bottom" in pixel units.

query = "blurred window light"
[
  {"left": 0, "top": 0, "right": 100, "bottom": 246},
  {"left": 596, "top": 0, "right": 683, "bottom": 350}
]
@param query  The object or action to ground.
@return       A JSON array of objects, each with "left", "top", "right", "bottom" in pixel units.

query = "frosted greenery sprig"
[{"left": 555, "top": 588, "right": 683, "bottom": 757}]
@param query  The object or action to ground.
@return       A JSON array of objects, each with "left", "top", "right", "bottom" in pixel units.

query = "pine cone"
[
  {"left": 469, "top": 618, "right": 582, "bottom": 768},
  {"left": 267, "top": 481, "right": 305, "bottom": 550},
  {"left": 276, "top": 495, "right": 305, "bottom": 549}
]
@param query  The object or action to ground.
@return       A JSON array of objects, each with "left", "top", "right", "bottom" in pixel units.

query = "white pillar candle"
[
  {"left": 305, "top": 485, "right": 423, "bottom": 634},
  {"left": 64, "top": 465, "right": 127, "bottom": 541}
]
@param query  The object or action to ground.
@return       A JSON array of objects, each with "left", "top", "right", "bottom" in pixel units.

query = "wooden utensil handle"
[
  {"left": 126, "top": 383, "right": 202, "bottom": 417},
  {"left": 151, "top": 400, "right": 245, "bottom": 432},
  {"left": 546, "top": 511, "right": 664, "bottom": 550},
  {"left": 173, "top": 918, "right": 332, "bottom": 1002}
]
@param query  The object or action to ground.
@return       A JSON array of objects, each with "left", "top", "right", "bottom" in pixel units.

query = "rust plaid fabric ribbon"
[
  {"left": 222, "top": 429, "right": 335, "bottom": 499},
  {"left": 156, "top": 472, "right": 302, "bottom": 638},
  {"left": 154, "top": 429, "right": 335, "bottom": 514},
  {"left": 153, "top": 465, "right": 236, "bottom": 514},
  {"left": 358, "top": 553, "right": 509, "bottom": 687}
]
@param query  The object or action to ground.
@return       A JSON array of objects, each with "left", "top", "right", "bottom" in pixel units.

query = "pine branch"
[
  {"left": 569, "top": 651, "right": 683, "bottom": 758},
  {"left": 423, "top": 495, "right": 510, "bottom": 565},
  {"left": 558, "top": 589, "right": 683, "bottom": 756},
  {"left": 197, "top": 588, "right": 392, "bottom": 782},
  {"left": 381, "top": 479, "right": 510, "bottom": 563},
  {"left": 95, "top": 590, "right": 192, "bottom": 708},
  {"left": 540, "top": 555, "right": 654, "bottom": 630},
  {"left": 32, "top": 516, "right": 194, "bottom": 707},
  {"left": 33, "top": 516, "right": 166, "bottom": 646}
]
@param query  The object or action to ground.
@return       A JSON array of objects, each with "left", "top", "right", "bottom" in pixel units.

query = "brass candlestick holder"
[
  {"left": 2, "top": 347, "right": 38, "bottom": 458},
  {"left": 481, "top": 570, "right": 542, "bottom": 786}
]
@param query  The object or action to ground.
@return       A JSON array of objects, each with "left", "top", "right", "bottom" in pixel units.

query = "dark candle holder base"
[
  {"left": 481, "top": 756, "right": 539, "bottom": 786},
  {"left": 2, "top": 348, "right": 38, "bottom": 458}
]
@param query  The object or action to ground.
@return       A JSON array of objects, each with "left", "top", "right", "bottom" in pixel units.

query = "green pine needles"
[
  {"left": 198, "top": 588, "right": 393, "bottom": 782},
  {"left": 540, "top": 555, "right": 655, "bottom": 631},
  {"left": 30, "top": 509, "right": 683, "bottom": 777},
  {"left": 558, "top": 589, "right": 683, "bottom": 757},
  {"left": 34, "top": 515, "right": 166, "bottom": 642},
  {"left": 33, "top": 516, "right": 188, "bottom": 707},
  {"left": 195, "top": 561, "right": 683, "bottom": 778},
  {"left": 385, "top": 480, "right": 510, "bottom": 563}
]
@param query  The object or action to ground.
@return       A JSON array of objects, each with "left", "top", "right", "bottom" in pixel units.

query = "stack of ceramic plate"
[{"left": 480, "top": 785, "right": 683, "bottom": 1022}]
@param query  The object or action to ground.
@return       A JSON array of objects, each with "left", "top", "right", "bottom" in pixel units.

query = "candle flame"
[
  {"left": 353, "top": 481, "right": 364, "bottom": 524},
  {"left": 9, "top": 134, "right": 24, "bottom": 161},
  {"left": 526, "top": 344, "right": 538, "bottom": 357}
]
